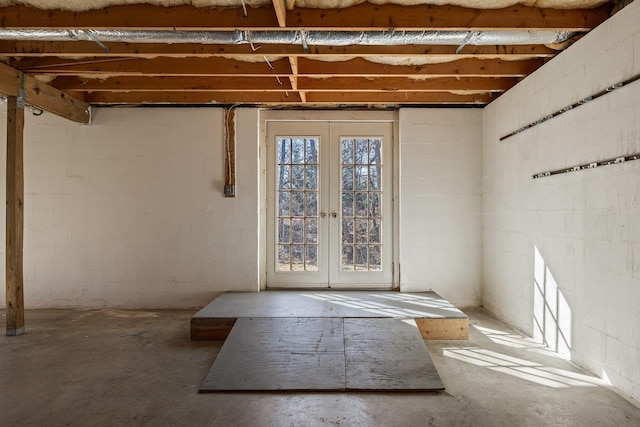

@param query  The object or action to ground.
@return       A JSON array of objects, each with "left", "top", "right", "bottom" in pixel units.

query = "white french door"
[{"left": 266, "top": 121, "right": 393, "bottom": 288}]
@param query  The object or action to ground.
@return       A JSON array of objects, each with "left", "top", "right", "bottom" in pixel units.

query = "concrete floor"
[{"left": 1, "top": 308, "right": 639, "bottom": 427}]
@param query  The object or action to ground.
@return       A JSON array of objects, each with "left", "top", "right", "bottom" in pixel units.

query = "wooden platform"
[
  {"left": 192, "top": 291, "right": 468, "bottom": 341},
  {"left": 200, "top": 317, "right": 445, "bottom": 392}
]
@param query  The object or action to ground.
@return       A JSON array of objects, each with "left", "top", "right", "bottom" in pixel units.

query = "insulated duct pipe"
[{"left": 0, "top": 29, "right": 574, "bottom": 46}]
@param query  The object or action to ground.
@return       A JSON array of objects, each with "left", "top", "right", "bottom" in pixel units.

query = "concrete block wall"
[
  {"left": 482, "top": 1, "right": 640, "bottom": 403},
  {"left": 399, "top": 109, "right": 482, "bottom": 306},
  {"left": 0, "top": 107, "right": 261, "bottom": 308}
]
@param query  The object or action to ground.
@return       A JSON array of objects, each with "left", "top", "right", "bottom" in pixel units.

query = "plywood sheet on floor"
[
  {"left": 201, "top": 318, "right": 345, "bottom": 391},
  {"left": 193, "top": 291, "right": 466, "bottom": 320},
  {"left": 344, "top": 319, "right": 444, "bottom": 390},
  {"left": 200, "top": 317, "right": 444, "bottom": 392}
]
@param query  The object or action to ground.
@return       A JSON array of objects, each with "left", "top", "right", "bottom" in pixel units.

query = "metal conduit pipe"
[{"left": 0, "top": 29, "right": 574, "bottom": 46}]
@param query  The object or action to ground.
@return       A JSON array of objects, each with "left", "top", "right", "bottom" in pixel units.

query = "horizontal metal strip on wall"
[
  {"left": 501, "top": 72, "right": 640, "bottom": 142},
  {"left": 532, "top": 153, "right": 640, "bottom": 179}
]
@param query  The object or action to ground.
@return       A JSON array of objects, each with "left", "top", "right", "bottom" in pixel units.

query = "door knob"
[
  {"left": 331, "top": 212, "right": 338, "bottom": 218},
  {"left": 320, "top": 212, "right": 327, "bottom": 218}
]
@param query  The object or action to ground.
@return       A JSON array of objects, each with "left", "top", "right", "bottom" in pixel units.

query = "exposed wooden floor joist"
[
  {"left": 0, "top": 2, "right": 612, "bottom": 107},
  {"left": 82, "top": 91, "right": 493, "bottom": 105},
  {"left": 0, "top": 4, "right": 609, "bottom": 31},
  {"left": 48, "top": 76, "right": 518, "bottom": 93},
  {"left": 11, "top": 57, "right": 545, "bottom": 77}
]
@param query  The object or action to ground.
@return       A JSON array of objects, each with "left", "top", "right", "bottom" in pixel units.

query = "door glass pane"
[
  {"left": 291, "top": 218, "right": 304, "bottom": 244},
  {"left": 305, "top": 192, "right": 318, "bottom": 216},
  {"left": 278, "top": 192, "right": 290, "bottom": 216},
  {"left": 340, "top": 137, "right": 384, "bottom": 271},
  {"left": 342, "top": 192, "right": 354, "bottom": 217},
  {"left": 369, "top": 139, "right": 382, "bottom": 164},
  {"left": 369, "top": 219, "right": 382, "bottom": 244},
  {"left": 306, "top": 219, "right": 318, "bottom": 243},
  {"left": 292, "top": 138, "right": 305, "bottom": 164},
  {"left": 291, "top": 245, "right": 304, "bottom": 271},
  {"left": 277, "top": 136, "right": 320, "bottom": 272},
  {"left": 306, "top": 246, "right": 318, "bottom": 271},
  {"left": 342, "top": 245, "right": 354, "bottom": 270},
  {"left": 355, "top": 245, "right": 368, "bottom": 271},
  {"left": 278, "top": 245, "right": 290, "bottom": 266},
  {"left": 369, "top": 245, "right": 381, "bottom": 271},
  {"left": 342, "top": 166, "right": 354, "bottom": 191},
  {"left": 278, "top": 218, "right": 290, "bottom": 244},
  {"left": 356, "top": 192, "right": 368, "bottom": 217},
  {"left": 292, "top": 165, "right": 304, "bottom": 189},
  {"left": 292, "top": 191, "right": 304, "bottom": 217},
  {"left": 305, "top": 166, "right": 318, "bottom": 190},
  {"left": 369, "top": 165, "right": 381, "bottom": 191},
  {"left": 356, "top": 168, "right": 368, "bottom": 190}
]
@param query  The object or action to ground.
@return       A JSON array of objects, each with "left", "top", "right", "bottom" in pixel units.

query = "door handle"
[
  {"left": 331, "top": 212, "right": 338, "bottom": 219},
  {"left": 320, "top": 212, "right": 327, "bottom": 218}
]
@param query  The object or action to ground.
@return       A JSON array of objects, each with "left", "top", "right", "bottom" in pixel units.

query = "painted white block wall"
[
  {"left": 399, "top": 109, "right": 482, "bottom": 306},
  {"left": 0, "top": 107, "right": 260, "bottom": 308},
  {"left": 483, "top": 1, "right": 640, "bottom": 403}
]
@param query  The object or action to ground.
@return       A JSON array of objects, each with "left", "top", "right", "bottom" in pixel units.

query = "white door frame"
[{"left": 259, "top": 110, "right": 399, "bottom": 290}]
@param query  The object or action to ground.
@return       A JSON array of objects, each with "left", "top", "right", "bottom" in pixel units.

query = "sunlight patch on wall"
[{"left": 534, "top": 246, "right": 572, "bottom": 357}]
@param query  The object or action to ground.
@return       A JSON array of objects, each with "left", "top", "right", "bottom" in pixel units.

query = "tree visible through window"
[
  {"left": 341, "top": 137, "right": 382, "bottom": 271},
  {"left": 276, "top": 137, "right": 319, "bottom": 271}
]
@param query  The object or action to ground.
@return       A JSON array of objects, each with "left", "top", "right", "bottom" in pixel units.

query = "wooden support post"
[
  {"left": 6, "top": 95, "right": 25, "bottom": 336},
  {"left": 224, "top": 108, "right": 236, "bottom": 197}
]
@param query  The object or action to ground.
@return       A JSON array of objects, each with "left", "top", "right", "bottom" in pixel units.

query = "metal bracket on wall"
[
  {"left": 532, "top": 153, "right": 640, "bottom": 179},
  {"left": 501, "top": 72, "right": 640, "bottom": 142}
]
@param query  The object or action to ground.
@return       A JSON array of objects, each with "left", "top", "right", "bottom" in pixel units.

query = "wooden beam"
[
  {"left": 0, "top": 4, "right": 279, "bottom": 30},
  {"left": 83, "top": 91, "right": 302, "bottom": 104},
  {"left": 287, "top": 57, "right": 297, "bottom": 93},
  {"left": 5, "top": 95, "right": 25, "bottom": 336},
  {"left": 284, "top": 3, "right": 609, "bottom": 31},
  {"left": 272, "top": 0, "right": 288, "bottom": 28},
  {"left": 50, "top": 75, "right": 516, "bottom": 93},
  {"left": 0, "top": 40, "right": 558, "bottom": 58},
  {"left": 49, "top": 76, "right": 294, "bottom": 92},
  {"left": 82, "top": 90, "right": 493, "bottom": 105},
  {"left": 0, "top": 62, "right": 90, "bottom": 123},
  {"left": 288, "top": 56, "right": 306, "bottom": 103},
  {"left": 12, "top": 56, "right": 292, "bottom": 77},
  {"left": 297, "top": 57, "right": 545, "bottom": 77},
  {"left": 304, "top": 91, "right": 495, "bottom": 104},
  {"left": 13, "top": 56, "right": 544, "bottom": 78},
  {"left": 298, "top": 76, "right": 519, "bottom": 92},
  {"left": 0, "top": 4, "right": 608, "bottom": 31}
]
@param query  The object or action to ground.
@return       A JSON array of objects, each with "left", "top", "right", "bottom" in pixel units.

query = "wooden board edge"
[
  {"left": 191, "top": 317, "right": 237, "bottom": 341},
  {"left": 415, "top": 318, "right": 469, "bottom": 340}
]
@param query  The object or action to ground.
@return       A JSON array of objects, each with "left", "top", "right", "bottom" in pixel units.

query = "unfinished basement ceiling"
[{"left": 0, "top": 0, "right": 615, "bottom": 107}]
